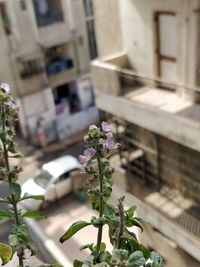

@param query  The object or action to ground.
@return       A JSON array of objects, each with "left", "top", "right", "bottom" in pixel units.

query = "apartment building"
[
  {"left": 0, "top": 0, "right": 98, "bottom": 144},
  {"left": 92, "top": 1, "right": 200, "bottom": 266}
]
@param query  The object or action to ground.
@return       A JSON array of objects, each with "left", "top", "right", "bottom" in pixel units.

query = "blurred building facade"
[
  {"left": 92, "top": 0, "right": 200, "bottom": 266},
  {"left": 0, "top": 0, "right": 98, "bottom": 144}
]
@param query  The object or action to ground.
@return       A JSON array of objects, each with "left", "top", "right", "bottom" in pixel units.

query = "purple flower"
[
  {"left": 79, "top": 155, "right": 87, "bottom": 165},
  {"left": 79, "top": 147, "right": 96, "bottom": 165},
  {"left": 101, "top": 121, "right": 111, "bottom": 132},
  {"left": 105, "top": 139, "right": 115, "bottom": 150},
  {"left": 89, "top": 124, "right": 98, "bottom": 131},
  {"left": 100, "top": 139, "right": 120, "bottom": 150},
  {"left": 0, "top": 83, "right": 10, "bottom": 92},
  {"left": 84, "top": 147, "right": 96, "bottom": 157}
]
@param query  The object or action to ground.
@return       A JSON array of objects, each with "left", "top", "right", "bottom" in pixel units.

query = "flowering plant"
[
  {"left": 60, "top": 122, "right": 164, "bottom": 267},
  {"left": 0, "top": 84, "right": 46, "bottom": 267}
]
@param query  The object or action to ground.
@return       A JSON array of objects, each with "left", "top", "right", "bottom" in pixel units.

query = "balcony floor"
[
  {"left": 111, "top": 154, "right": 200, "bottom": 240},
  {"left": 124, "top": 86, "right": 200, "bottom": 125}
]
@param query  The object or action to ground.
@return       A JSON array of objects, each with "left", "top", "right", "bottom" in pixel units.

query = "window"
[
  {"left": 0, "top": 3, "right": 11, "bottom": 35},
  {"left": 20, "top": 60, "right": 43, "bottom": 79},
  {"left": 86, "top": 20, "right": 98, "bottom": 59},
  {"left": 83, "top": 0, "right": 94, "bottom": 17},
  {"left": 83, "top": 0, "right": 98, "bottom": 59},
  {"left": 58, "top": 168, "right": 80, "bottom": 182},
  {"left": 33, "top": 0, "right": 63, "bottom": 27},
  {"left": 34, "top": 170, "right": 53, "bottom": 189},
  {"left": 58, "top": 172, "right": 70, "bottom": 182}
]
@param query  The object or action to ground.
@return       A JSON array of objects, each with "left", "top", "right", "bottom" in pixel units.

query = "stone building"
[
  {"left": 92, "top": 0, "right": 200, "bottom": 266},
  {"left": 0, "top": 0, "right": 98, "bottom": 144}
]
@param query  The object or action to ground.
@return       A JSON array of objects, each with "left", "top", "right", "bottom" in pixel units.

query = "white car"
[{"left": 21, "top": 155, "right": 81, "bottom": 210}]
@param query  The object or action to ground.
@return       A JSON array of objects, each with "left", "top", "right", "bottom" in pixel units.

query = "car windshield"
[{"left": 34, "top": 170, "right": 53, "bottom": 189}]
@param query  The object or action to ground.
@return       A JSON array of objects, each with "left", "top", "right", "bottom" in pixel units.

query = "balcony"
[
  {"left": 44, "top": 42, "right": 77, "bottom": 88},
  {"left": 110, "top": 154, "right": 200, "bottom": 263},
  {"left": 11, "top": 52, "right": 47, "bottom": 97},
  {"left": 46, "top": 59, "right": 76, "bottom": 88},
  {"left": 46, "top": 59, "right": 73, "bottom": 75},
  {"left": 91, "top": 52, "right": 200, "bottom": 152}
]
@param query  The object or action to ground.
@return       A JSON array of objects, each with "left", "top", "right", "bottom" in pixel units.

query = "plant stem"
[
  {"left": 1, "top": 107, "right": 24, "bottom": 267},
  {"left": 95, "top": 152, "right": 104, "bottom": 260},
  {"left": 116, "top": 199, "right": 124, "bottom": 249}
]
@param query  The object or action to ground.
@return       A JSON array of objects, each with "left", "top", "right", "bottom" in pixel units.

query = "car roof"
[{"left": 42, "top": 155, "right": 81, "bottom": 178}]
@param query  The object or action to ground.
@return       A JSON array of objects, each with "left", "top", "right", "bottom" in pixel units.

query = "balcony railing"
[{"left": 46, "top": 59, "right": 73, "bottom": 76}]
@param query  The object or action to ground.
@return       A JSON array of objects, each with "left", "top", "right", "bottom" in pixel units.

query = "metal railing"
[{"left": 119, "top": 68, "right": 200, "bottom": 93}]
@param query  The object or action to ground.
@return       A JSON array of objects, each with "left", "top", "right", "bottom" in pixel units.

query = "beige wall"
[
  {"left": 119, "top": 0, "right": 200, "bottom": 86},
  {"left": 71, "top": 0, "right": 90, "bottom": 74},
  {"left": 140, "top": 224, "right": 200, "bottom": 267},
  {"left": 92, "top": 0, "right": 200, "bottom": 87},
  {"left": 0, "top": 0, "right": 91, "bottom": 136},
  {"left": 93, "top": 0, "right": 123, "bottom": 58}
]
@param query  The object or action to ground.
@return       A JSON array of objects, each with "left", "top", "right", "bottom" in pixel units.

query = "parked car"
[{"left": 21, "top": 155, "right": 81, "bottom": 210}]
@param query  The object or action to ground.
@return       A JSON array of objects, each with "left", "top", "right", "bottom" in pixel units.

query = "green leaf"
[
  {"left": 9, "top": 221, "right": 29, "bottom": 246},
  {"left": 129, "top": 251, "right": 146, "bottom": 267},
  {"left": 10, "top": 182, "right": 21, "bottom": 197},
  {"left": 99, "top": 250, "right": 112, "bottom": 263},
  {"left": 73, "top": 259, "right": 84, "bottom": 267},
  {"left": 104, "top": 202, "right": 116, "bottom": 216},
  {"left": 22, "top": 210, "right": 47, "bottom": 219},
  {"left": 7, "top": 142, "right": 18, "bottom": 154},
  {"left": 126, "top": 218, "right": 143, "bottom": 232},
  {"left": 80, "top": 243, "right": 94, "bottom": 251},
  {"left": 139, "top": 244, "right": 150, "bottom": 259},
  {"left": 9, "top": 154, "right": 24, "bottom": 159},
  {"left": 84, "top": 255, "right": 94, "bottom": 265},
  {"left": 9, "top": 233, "right": 20, "bottom": 246},
  {"left": 93, "top": 242, "right": 106, "bottom": 252},
  {"left": 112, "top": 249, "right": 129, "bottom": 261},
  {"left": 134, "top": 216, "right": 149, "bottom": 224},
  {"left": 126, "top": 205, "right": 137, "bottom": 218},
  {"left": 91, "top": 216, "right": 107, "bottom": 228},
  {"left": 150, "top": 251, "right": 164, "bottom": 267},
  {"left": 60, "top": 221, "right": 91, "bottom": 243},
  {"left": 0, "top": 210, "right": 13, "bottom": 218},
  {"left": 0, "top": 243, "right": 13, "bottom": 264},
  {"left": 27, "top": 241, "right": 38, "bottom": 255},
  {"left": 95, "top": 263, "right": 108, "bottom": 267},
  {"left": 14, "top": 222, "right": 29, "bottom": 239},
  {"left": 0, "top": 131, "right": 6, "bottom": 142},
  {"left": 0, "top": 198, "right": 9, "bottom": 204},
  {"left": 103, "top": 186, "right": 112, "bottom": 199},
  {"left": 20, "top": 193, "right": 44, "bottom": 201}
]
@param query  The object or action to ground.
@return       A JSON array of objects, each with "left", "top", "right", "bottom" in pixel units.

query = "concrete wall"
[
  {"left": 71, "top": 0, "right": 91, "bottom": 74},
  {"left": 95, "top": 92, "right": 200, "bottom": 153},
  {"left": 119, "top": 0, "right": 200, "bottom": 86},
  {"left": 0, "top": 0, "right": 92, "bottom": 137},
  {"left": 140, "top": 224, "right": 200, "bottom": 267},
  {"left": 0, "top": 0, "right": 90, "bottom": 96},
  {"left": 93, "top": 0, "right": 123, "bottom": 58},
  {"left": 0, "top": 2, "right": 17, "bottom": 95},
  {"left": 112, "top": 185, "right": 200, "bottom": 265},
  {"left": 91, "top": 60, "right": 121, "bottom": 95},
  {"left": 17, "top": 88, "right": 56, "bottom": 137}
]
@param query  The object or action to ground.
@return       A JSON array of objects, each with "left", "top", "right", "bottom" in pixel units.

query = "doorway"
[{"left": 155, "top": 12, "right": 177, "bottom": 87}]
